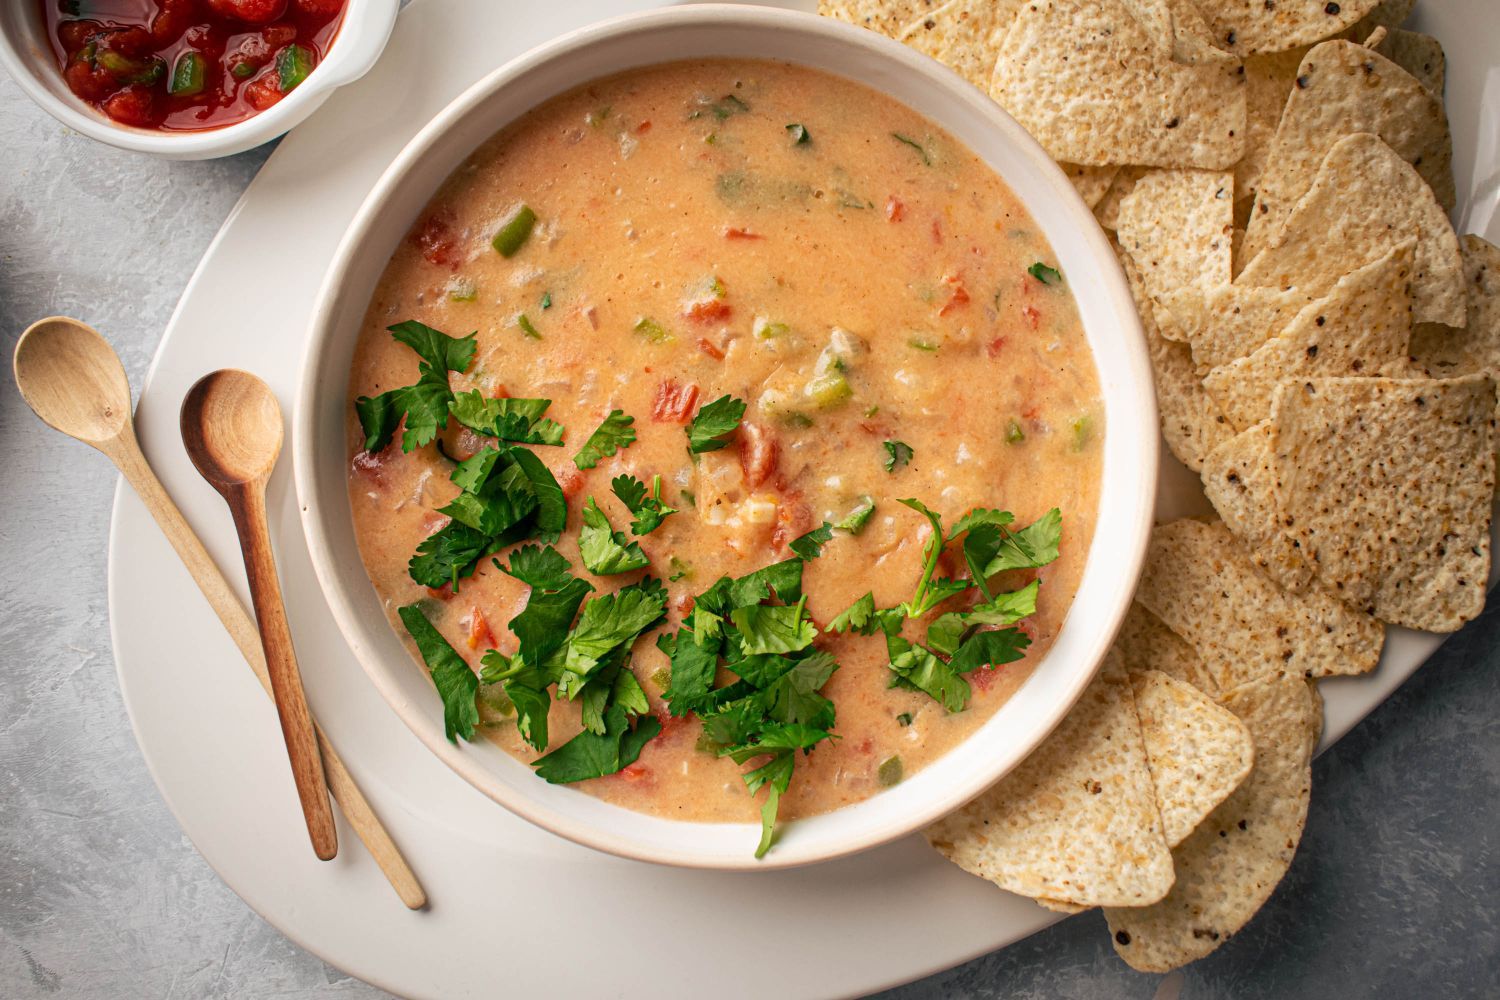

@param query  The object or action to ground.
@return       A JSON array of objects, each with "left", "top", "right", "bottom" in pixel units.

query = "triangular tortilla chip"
[
  {"left": 817, "top": 0, "right": 943, "bottom": 35},
  {"left": 1122, "top": 249, "right": 1234, "bottom": 471},
  {"left": 988, "top": 0, "right": 1246, "bottom": 169},
  {"left": 1095, "top": 167, "right": 1149, "bottom": 231},
  {"left": 1240, "top": 41, "right": 1455, "bottom": 263},
  {"left": 1120, "top": 0, "right": 1236, "bottom": 64},
  {"left": 1189, "top": 0, "right": 1381, "bottom": 56},
  {"left": 1115, "top": 601, "right": 1219, "bottom": 694},
  {"left": 925, "top": 652, "right": 1175, "bottom": 908},
  {"left": 1137, "top": 519, "right": 1384, "bottom": 688},
  {"left": 1204, "top": 240, "right": 1418, "bottom": 430},
  {"left": 1156, "top": 283, "right": 1315, "bottom": 370},
  {"left": 1200, "top": 423, "right": 1314, "bottom": 591},
  {"left": 1117, "top": 170, "right": 1236, "bottom": 307},
  {"left": 1236, "top": 133, "right": 1464, "bottom": 327},
  {"left": 895, "top": 0, "right": 1022, "bottom": 90},
  {"left": 1269, "top": 375, "right": 1496, "bottom": 631},
  {"left": 1063, "top": 163, "right": 1123, "bottom": 210},
  {"left": 1411, "top": 235, "right": 1500, "bottom": 385},
  {"left": 1234, "top": 48, "right": 1308, "bottom": 207},
  {"left": 1104, "top": 675, "right": 1321, "bottom": 972},
  {"left": 1131, "top": 670, "right": 1254, "bottom": 848},
  {"left": 1369, "top": 28, "right": 1445, "bottom": 97}
]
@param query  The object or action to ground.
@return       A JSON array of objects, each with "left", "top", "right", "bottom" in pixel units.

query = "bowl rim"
[
  {"left": 293, "top": 2, "right": 1159, "bottom": 871},
  {"left": 0, "top": 0, "right": 399, "bottom": 159}
]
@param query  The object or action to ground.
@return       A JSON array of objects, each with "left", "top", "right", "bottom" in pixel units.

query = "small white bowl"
[
  {"left": 295, "top": 3, "right": 1159, "bottom": 870},
  {"left": 0, "top": 0, "right": 399, "bottom": 160}
]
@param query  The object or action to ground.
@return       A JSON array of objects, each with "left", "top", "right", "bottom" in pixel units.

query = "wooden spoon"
[
  {"left": 180, "top": 369, "right": 338, "bottom": 861},
  {"left": 13, "top": 318, "right": 426, "bottom": 904}
]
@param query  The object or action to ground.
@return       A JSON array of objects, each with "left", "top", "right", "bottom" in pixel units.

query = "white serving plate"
[{"left": 107, "top": 0, "right": 1500, "bottom": 996}]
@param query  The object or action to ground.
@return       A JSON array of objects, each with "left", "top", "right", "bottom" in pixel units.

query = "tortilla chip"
[
  {"left": 1193, "top": 0, "right": 1381, "bottom": 56},
  {"left": 1120, "top": 0, "right": 1236, "bottom": 65},
  {"left": 1037, "top": 897, "right": 1090, "bottom": 914},
  {"left": 1132, "top": 670, "right": 1254, "bottom": 848},
  {"left": 1105, "top": 675, "right": 1321, "bottom": 972},
  {"left": 1122, "top": 249, "right": 1234, "bottom": 471},
  {"left": 1157, "top": 283, "right": 1314, "bottom": 371},
  {"left": 1117, "top": 170, "right": 1236, "bottom": 307},
  {"left": 1063, "top": 163, "right": 1123, "bottom": 210},
  {"left": 1095, "top": 167, "right": 1149, "bottom": 231},
  {"left": 1235, "top": 48, "right": 1307, "bottom": 215},
  {"left": 1137, "top": 519, "right": 1385, "bottom": 687},
  {"left": 1269, "top": 375, "right": 1496, "bottom": 631},
  {"left": 1236, "top": 133, "right": 1465, "bottom": 327},
  {"left": 895, "top": 0, "right": 1022, "bottom": 90},
  {"left": 925, "top": 651, "right": 1175, "bottom": 907},
  {"left": 1411, "top": 236, "right": 1500, "bottom": 385},
  {"left": 816, "top": 0, "right": 944, "bottom": 35},
  {"left": 1204, "top": 240, "right": 1418, "bottom": 430},
  {"left": 1115, "top": 601, "right": 1219, "bottom": 694},
  {"left": 1369, "top": 28, "right": 1445, "bottom": 97},
  {"left": 988, "top": 0, "right": 1247, "bottom": 169},
  {"left": 1200, "top": 423, "right": 1314, "bottom": 591},
  {"left": 1240, "top": 41, "right": 1455, "bottom": 264}
]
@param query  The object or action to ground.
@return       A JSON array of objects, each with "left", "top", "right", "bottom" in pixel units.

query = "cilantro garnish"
[
  {"left": 891, "top": 132, "right": 932, "bottom": 166},
  {"left": 1028, "top": 261, "right": 1062, "bottom": 285},
  {"left": 573, "top": 409, "right": 637, "bottom": 470},
  {"left": 398, "top": 604, "right": 479, "bottom": 743},
  {"left": 498, "top": 543, "right": 575, "bottom": 592},
  {"left": 657, "top": 555, "right": 837, "bottom": 857},
  {"left": 450, "top": 390, "right": 564, "bottom": 446},
  {"left": 612, "top": 474, "right": 678, "bottom": 535},
  {"left": 834, "top": 496, "right": 876, "bottom": 534},
  {"left": 883, "top": 439, "right": 913, "bottom": 472},
  {"left": 686, "top": 394, "right": 747, "bottom": 454},
  {"left": 579, "top": 498, "right": 651, "bottom": 576},
  {"left": 355, "top": 321, "right": 476, "bottom": 452},
  {"left": 788, "top": 521, "right": 834, "bottom": 560}
]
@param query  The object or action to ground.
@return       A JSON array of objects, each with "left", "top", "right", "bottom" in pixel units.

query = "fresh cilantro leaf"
[
  {"left": 479, "top": 649, "right": 551, "bottom": 751},
  {"left": 450, "top": 390, "right": 564, "bottom": 446},
  {"left": 726, "top": 558, "right": 805, "bottom": 607},
  {"left": 686, "top": 395, "right": 747, "bottom": 454},
  {"left": 579, "top": 652, "right": 629, "bottom": 735},
  {"left": 611, "top": 667, "right": 650, "bottom": 717},
  {"left": 533, "top": 703, "right": 661, "bottom": 783},
  {"left": 788, "top": 521, "right": 834, "bottom": 560},
  {"left": 579, "top": 498, "right": 651, "bottom": 576},
  {"left": 612, "top": 474, "right": 678, "bottom": 535},
  {"left": 507, "top": 448, "right": 568, "bottom": 544},
  {"left": 500, "top": 544, "right": 575, "bottom": 591},
  {"left": 947, "top": 507, "right": 1014, "bottom": 542},
  {"left": 1028, "top": 261, "right": 1062, "bottom": 285},
  {"left": 721, "top": 722, "right": 833, "bottom": 858},
  {"left": 573, "top": 409, "right": 637, "bottom": 470},
  {"left": 509, "top": 577, "right": 593, "bottom": 669},
  {"left": 981, "top": 508, "right": 1062, "bottom": 576},
  {"left": 890, "top": 132, "right": 932, "bottom": 166},
  {"left": 896, "top": 498, "right": 973, "bottom": 618},
  {"left": 398, "top": 604, "right": 479, "bottom": 742},
  {"left": 764, "top": 651, "right": 837, "bottom": 729},
  {"left": 438, "top": 453, "right": 538, "bottom": 536},
  {"left": 408, "top": 521, "right": 496, "bottom": 590},
  {"left": 827, "top": 593, "right": 876, "bottom": 635},
  {"left": 355, "top": 322, "right": 476, "bottom": 452},
  {"left": 731, "top": 601, "right": 817, "bottom": 655},
  {"left": 886, "top": 633, "right": 970, "bottom": 714},
  {"left": 882, "top": 439, "right": 913, "bottom": 472},
  {"left": 965, "top": 580, "right": 1040, "bottom": 626},
  {"left": 561, "top": 578, "right": 669, "bottom": 687},
  {"left": 834, "top": 496, "right": 876, "bottom": 534},
  {"left": 948, "top": 628, "right": 1030, "bottom": 675},
  {"left": 744, "top": 752, "right": 793, "bottom": 858}
]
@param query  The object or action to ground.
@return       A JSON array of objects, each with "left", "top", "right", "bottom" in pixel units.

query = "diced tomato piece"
[
  {"left": 723, "top": 226, "right": 763, "bottom": 240},
  {"left": 101, "top": 85, "right": 161, "bottom": 127},
  {"left": 244, "top": 75, "right": 282, "bottom": 111},
  {"left": 738, "top": 422, "right": 778, "bottom": 488},
  {"left": 63, "top": 56, "right": 117, "bottom": 103},
  {"left": 671, "top": 592, "right": 696, "bottom": 618},
  {"left": 99, "top": 26, "right": 156, "bottom": 58},
  {"left": 420, "top": 512, "right": 451, "bottom": 536},
  {"left": 151, "top": 0, "right": 200, "bottom": 44},
  {"left": 411, "top": 212, "right": 462, "bottom": 269},
  {"left": 684, "top": 298, "right": 732, "bottom": 324},
  {"left": 1021, "top": 304, "right": 1042, "bottom": 330},
  {"left": 57, "top": 20, "right": 102, "bottom": 53},
  {"left": 856, "top": 738, "right": 874, "bottom": 755},
  {"left": 938, "top": 275, "right": 970, "bottom": 317},
  {"left": 651, "top": 379, "right": 700, "bottom": 423},
  {"left": 350, "top": 448, "right": 394, "bottom": 485},
  {"left": 260, "top": 23, "right": 298, "bottom": 49},
  {"left": 464, "top": 607, "right": 495, "bottom": 651},
  {"left": 295, "top": 0, "right": 347, "bottom": 17},
  {"left": 555, "top": 465, "right": 585, "bottom": 500},
  {"left": 696, "top": 337, "right": 725, "bottom": 361},
  {"left": 614, "top": 763, "right": 652, "bottom": 784},
  {"left": 635, "top": 119, "right": 652, "bottom": 134},
  {"left": 426, "top": 583, "right": 456, "bottom": 601},
  {"left": 970, "top": 662, "right": 999, "bottom": 692},
  {"left": 207, "top": 0, "right": 290, "bottom": 25},
  {"left": 885, "top": 196, "right": 905, "bottom": 222},
  {"left": 770, "top": 499, "right": 814, "bottom": 553},
  {"left": 931, "top": 218, "right": 943, "bottom": 244},
  {"left": 987, "top": 336, "right": 1008, "bottom": 358}
]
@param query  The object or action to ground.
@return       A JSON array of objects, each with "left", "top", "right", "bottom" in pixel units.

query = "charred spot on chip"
[
  {"left": 1115, "top": 930, "right": 1132, "bottom": 946},
  {"left": 1295, "top": 74, "right": 1310, "bottom": 89},
  {"left": 1165, "top": 117, "right": 1181, "bottom": 130},
  {"left": 1315, "top": 315, "right": 1326, "bottom": 327},
  {"left": 1306, "top": 345, "right": 1319, "bottom": 358},
  {"left": 1324, "top": 1, "right": 1341, "bottom": 13}
]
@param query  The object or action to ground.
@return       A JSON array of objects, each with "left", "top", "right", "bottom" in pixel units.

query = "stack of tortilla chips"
[{"left": 822, "top": 0, "right": 1496, "bottom": 973}]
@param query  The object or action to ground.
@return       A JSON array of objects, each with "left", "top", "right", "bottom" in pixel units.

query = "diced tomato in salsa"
[
  {"left": 738, "top": 422, "right": 778, "bottom": 488},
  {"left": 651, "top": 379, "right": 700, "bottom": 423},
  {"left": 41, "top": 0, "right": 347, "bottom": 131}
]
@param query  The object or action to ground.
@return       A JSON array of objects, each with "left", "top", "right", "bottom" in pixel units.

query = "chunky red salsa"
[{"left": 42, "top": 0, "right": 347, "bottom": 130}]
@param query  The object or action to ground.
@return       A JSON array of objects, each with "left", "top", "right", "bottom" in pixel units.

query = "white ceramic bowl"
[
  {"left": 294, "top": 3, "right": 1158, "bottom": 871},
  {"left": 0, "top": 0, "right": 399, "bottom": 159}
]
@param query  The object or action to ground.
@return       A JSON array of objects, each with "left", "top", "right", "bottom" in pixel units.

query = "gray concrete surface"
[{"left": 2, "top": 71, "right": 1498, "bottom": 1000}]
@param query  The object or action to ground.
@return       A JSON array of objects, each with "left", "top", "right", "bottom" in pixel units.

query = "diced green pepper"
[
  {"left": 753, "top": 317, "right": 789, "bottom": 340},
  {"left": 804, "top": 370, "right": 852, "bottom": 409},
  {"left": 896, "top": 712, "right": 913, "bottom": 727},
  {"left": 649, "top": 666, "right": 672, "bottom": 690},
  {"left": 446, "top": 277, "right": 477, "bottom": 302},
  {"left": 516, "top": 313, "right": 541, "bottom": 340},
  {"left": 491, "top": 204, "right": 537, "bottom": 257},
  {"left": 230, "top": 60, "right": 256, "bottom": 80},
  {"left": 1028, "top": 261, "right": 1062, "bottom": 285},
  {"left": 834, "top": 496, "right": 876, "bottom": 534},
  {"left": 667, "top": 556, "right": 693, "bottom": 582},
  {"left": 98, "top": 50, "right": 164, "bottom": 85},
  {"left": 634, "top": 317, "right": 672, "bottom": 344},
  {"left": 781, "top": 412, "right": 814, "bottom": 429},
  {"left": 907, "top": 336, "right": 939, "bottom": 352},
  {"left": 276, "top": 43, "right": 314, "bottom": 93},
  {"left": 168, "top": 52, "right": 206, "bottom": 97},
  {"left": 877, "top": 755, "right": 904, "bottom": 787},
  {"left": 679, "top": 489, "right": 696, "bottom": 508},
  {"left": 478, "top": 683, "right": 515, "bottom": 717},
  {"left": 1006, "top": 418, "right": 1026, "bottom": 444},
  {"left": 1071, "top": 414, "right": 1093, "bottom": 451},
  {"left": 540, "top": 291, "right": 552, "bottom": 310}
]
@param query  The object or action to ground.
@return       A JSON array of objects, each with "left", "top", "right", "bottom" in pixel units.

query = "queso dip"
[{"left": 346, "top": 59, "right": 1101, "bottom": 853}]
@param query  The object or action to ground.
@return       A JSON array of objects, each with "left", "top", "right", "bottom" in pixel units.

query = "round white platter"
[{"left": 106, "top": 0, "right": 1500, "bottom": 996}]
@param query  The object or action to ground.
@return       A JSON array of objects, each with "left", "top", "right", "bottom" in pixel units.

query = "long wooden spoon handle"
[
  {"left": 105, "top": 428, "right": 427, "bottom": 906},
  {"left": 226, "top": 484, "right": 338, "bottom": 861}
]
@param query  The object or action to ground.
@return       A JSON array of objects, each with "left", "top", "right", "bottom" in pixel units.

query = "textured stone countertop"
[{"left": 2, "top": 72, "right": 1498, "bottom": 1000}]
